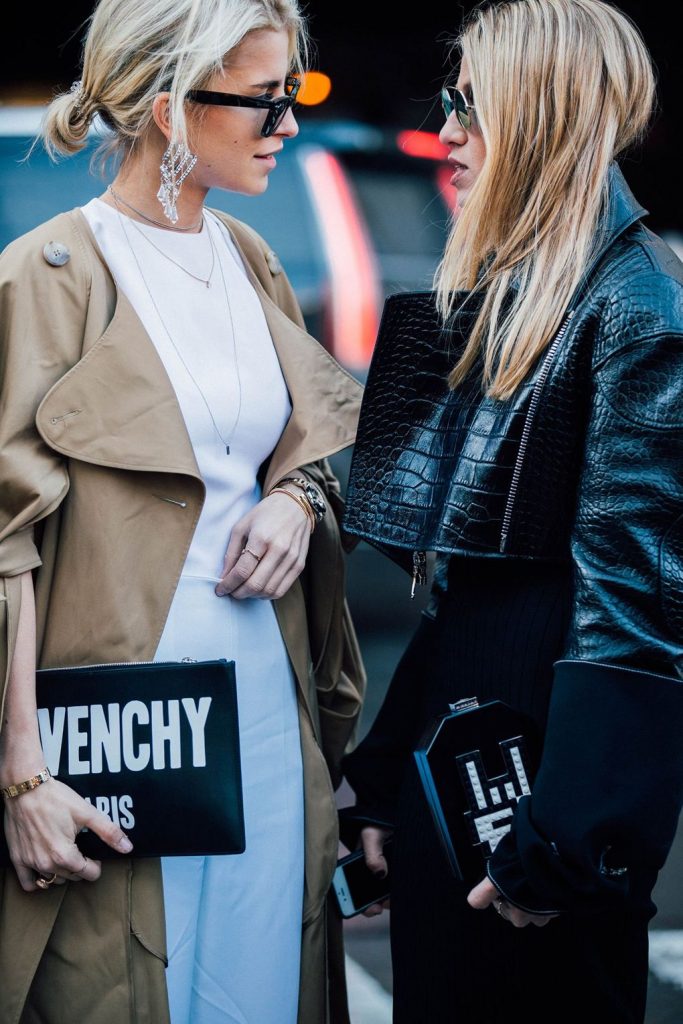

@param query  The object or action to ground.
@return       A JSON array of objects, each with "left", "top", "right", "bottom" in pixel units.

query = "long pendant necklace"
[
  {"left": 109, "top": 187, "right": 215, "bottom": 288},
  {"left": 115, "top": 205, "right": 243, "bottom": 455}
]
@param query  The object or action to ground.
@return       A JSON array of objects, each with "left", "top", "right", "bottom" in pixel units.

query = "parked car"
[{"left": 0, "top": 105, "right": 453, "bottom": 377}]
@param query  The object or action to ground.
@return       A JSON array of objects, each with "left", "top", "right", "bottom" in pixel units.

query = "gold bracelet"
[
  {"left": 274, "top": 476, "right": 326, "bottom": 525},
  {"left": 275, "top": 476, "right": 309, "bottom": 494},
  {"left": 1, "top": 767, "right": 52, "bottom": 800},
  {"left": 269, "top": 487, "right": 315, "bottom": 531}
]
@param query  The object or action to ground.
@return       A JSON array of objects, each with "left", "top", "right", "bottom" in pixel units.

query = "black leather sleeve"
[
  {"left": 566, "top": 276, "right": 683, "bottom": 673},
  {"left": 488, "top": 282, "right": 683, "bottom": 914}
]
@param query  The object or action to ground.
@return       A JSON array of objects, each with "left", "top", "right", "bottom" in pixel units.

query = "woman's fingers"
[
  {"left": 359, "top": 829, "right": 392, "bottom": 918},
  {"left": 78, "top": 802, "right": 133, "bottom": 856},
  {"left": 234, "top": 535, "right": 308, "bottom": 601},
  {"left": 220, "top": 523, "right": 250, "bottom": 582},
  {"left": 63, "top": 854, "right": 102, "bottom": 882},
  {"left": 4, "top": 779, "right": 132, "bottom": 892},
  {"left": 466, "top": 876, "right": 498, "bottom": 909},
  {"left": 467, "top": 876, "right": 559, "bottom": 928},
  {"left": 362, "top": 898, "right": 391, "bottom": 918},
  {"left": 218, "top": 541, "right": 285, "bottom": 597},
  {"left": 217, "top": 493, "right": 312, "bottom": 599},
  {"left": 14, "top": 861, "right": 42, "bottom": 893},
  {"left": 504, "top": 906, "right": 559, "bottom": 928},
  {"left": 361, "top": 827, "right": 390, "bottom": 877},
  {"left": 362, "top": 903, "right": 385, "bottom": 917}
]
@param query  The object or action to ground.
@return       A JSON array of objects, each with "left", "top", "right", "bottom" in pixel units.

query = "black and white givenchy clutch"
[{"left": 0, "top": 659, "right": 245, "bottom": 863}]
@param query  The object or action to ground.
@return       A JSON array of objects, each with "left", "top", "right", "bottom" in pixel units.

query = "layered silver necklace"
[
  {"left": 109, "top": 187, "right": 216, "bottom": 287},
  {"left": 107, "top": 185, "right": 203, "bottom": 233},
  {"left": 111, "top": 197, "right": 243, "bottom": 455}
]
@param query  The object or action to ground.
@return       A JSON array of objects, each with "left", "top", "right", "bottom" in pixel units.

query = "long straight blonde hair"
[
  {"left": 42, "top": 0, "right": 307, "bottom": 161},
  {"left": 435, "top": 0, "right": 655, "bottom": 399}
]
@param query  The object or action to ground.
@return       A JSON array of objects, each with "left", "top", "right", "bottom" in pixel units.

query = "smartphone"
[{"left": 332, "top": 839, "right": 393, "bottom": 918}]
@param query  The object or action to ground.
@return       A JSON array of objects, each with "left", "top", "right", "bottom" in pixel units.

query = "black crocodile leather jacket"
[
  {"left": 342, "top": 166, "right": 683, "bottom": 914},
  {"left": 344, "top": 164, "right": 683, "bottom": 677}
]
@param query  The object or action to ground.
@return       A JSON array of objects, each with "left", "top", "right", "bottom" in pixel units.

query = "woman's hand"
[
  {"left": 467, "top": 876, "right": 558, "bottom": 928},
  {"left": 216, "top": 491, "right": 312, "bottom": 600},
  {"left": 360, "top": 825, "right": 393, "bottom": 918},
  {"left": 4, "top": 778, "right": 133, "bottom": 892}
]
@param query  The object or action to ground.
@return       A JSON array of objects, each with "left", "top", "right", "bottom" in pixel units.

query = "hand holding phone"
[{"left": 333, "top": 835, "right": 393, "bottom": 918}]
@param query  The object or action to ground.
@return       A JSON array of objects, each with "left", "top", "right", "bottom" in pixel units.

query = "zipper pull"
[{"left": 411, "top": 551, "right": 427, "bottom": 599}]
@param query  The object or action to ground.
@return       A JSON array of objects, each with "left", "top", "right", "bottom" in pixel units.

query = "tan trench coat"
[{"left": 0, "top": 208, "right": 365, "bottom": 1024}]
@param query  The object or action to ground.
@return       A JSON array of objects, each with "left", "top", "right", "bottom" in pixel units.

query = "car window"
[{"left": 0, "top": 138, "right": 102, "bottom": 250}]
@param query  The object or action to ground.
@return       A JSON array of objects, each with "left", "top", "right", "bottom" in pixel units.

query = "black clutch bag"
[
  {"left": 414, "top": 697, "right": 540, "bottom": 885},
  {"left": 0, "top": 659, "right": 245, "bottom": 863}
]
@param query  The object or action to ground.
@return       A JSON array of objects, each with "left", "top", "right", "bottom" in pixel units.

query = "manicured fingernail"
[
  {"left": 118, "top": 837, "right": 133, "bottom": 853},
  {"left": 373, "top": 869, "right": 387, "bottom": 879}
]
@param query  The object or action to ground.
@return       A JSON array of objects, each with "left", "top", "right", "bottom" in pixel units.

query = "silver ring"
[{"left": 494, "top": 897, "right": 505, "bottom": 917}]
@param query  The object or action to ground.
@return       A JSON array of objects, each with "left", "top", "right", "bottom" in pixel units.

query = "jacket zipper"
[
  {"left": 411, "top": 550, "right": 427, "bottom": 598},
  {"left": 499, "top": 311, "right": 575, "bottom": 553}
]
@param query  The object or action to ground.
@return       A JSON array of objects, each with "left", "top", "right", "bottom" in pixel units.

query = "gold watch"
[{"left": 1, "top": 767, "right": 52, "bottom": 799}]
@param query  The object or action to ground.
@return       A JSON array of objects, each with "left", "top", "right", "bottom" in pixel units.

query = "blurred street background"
[{"left": 1, "top": 1, "right": 681, "bottom": 1020}]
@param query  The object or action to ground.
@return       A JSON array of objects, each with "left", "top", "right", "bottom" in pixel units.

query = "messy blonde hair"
[
  {"left": 435, "top": 0, "right": 655, "bottom": 398},
  {"left": 41, "top": 0, "right": 307, "bottom": 161}
]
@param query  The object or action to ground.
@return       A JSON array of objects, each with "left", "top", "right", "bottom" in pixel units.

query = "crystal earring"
[{"left": 157, "top": 142, "right": 197, "bottom": 224}]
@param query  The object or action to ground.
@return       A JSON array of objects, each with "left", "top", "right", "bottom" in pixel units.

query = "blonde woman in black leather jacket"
[{"left": 341, "top": 2, "right": 683, "bottom": 1022}]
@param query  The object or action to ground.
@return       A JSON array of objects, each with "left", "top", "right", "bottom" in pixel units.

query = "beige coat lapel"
[
  {"left": 211, "top": 211, "right": 363, "bottom": 492},
  {"left": 36, "top": 283, "right": 202, "bottom": 480},
  {"left": 36, "top": 209, "right": 362, "bottom": 490}
]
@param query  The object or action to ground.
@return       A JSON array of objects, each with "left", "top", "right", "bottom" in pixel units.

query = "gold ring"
[
  {"left": 241, "top": 546, "right": 262, "bottom": 562},
  {"left": 35, "top": 872, "right": 58, "bottom": 890}
]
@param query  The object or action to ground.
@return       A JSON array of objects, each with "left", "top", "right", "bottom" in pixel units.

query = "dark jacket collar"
[
  {"left": 578, "top": 163, "right": 647, "bottom": 294},
  {"left": 604, "top": 162, "right": 648, "bottom": 240}
]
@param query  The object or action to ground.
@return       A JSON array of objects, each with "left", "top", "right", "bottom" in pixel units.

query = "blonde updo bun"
[{"left": 42, "top": 85, "right": 96, "bottom": 158}]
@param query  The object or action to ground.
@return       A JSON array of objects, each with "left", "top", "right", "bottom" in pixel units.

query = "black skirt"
[{"left": 344, "top": 557, "right": 652, "bottom": 1024}]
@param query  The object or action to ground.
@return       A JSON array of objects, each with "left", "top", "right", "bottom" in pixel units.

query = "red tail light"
[
  {"left": 301, "top": 150, "right": 381, "bottom": 371},
  {"left": 397, "top": 130, "right": 449, "bottom": 162}
]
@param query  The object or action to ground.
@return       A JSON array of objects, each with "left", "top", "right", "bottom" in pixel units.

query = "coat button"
[
  {"left": 265, "top": 249, "right": 283, "bottom": 276},
  {"left": 43, "top": 241, "right": 71, "bottom": 267}
]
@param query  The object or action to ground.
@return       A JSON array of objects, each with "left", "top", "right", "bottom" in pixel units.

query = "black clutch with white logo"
[
  {"left": 414, "top": 698, "right": 540, "bottom": 885},
  {"left": 0, "top": 659, "right": 244, "bottom": 863}
]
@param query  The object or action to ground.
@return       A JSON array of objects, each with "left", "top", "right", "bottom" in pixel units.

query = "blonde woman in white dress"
[{"left": 0, "top": 1, "right": 364, "bottom": 1021}]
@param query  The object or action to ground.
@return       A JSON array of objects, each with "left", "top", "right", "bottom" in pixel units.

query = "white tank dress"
[{"left": 82, "top": 199, "right": 305, "bottom": 1024}]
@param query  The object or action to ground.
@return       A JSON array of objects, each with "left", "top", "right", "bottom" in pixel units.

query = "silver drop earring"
[{"left": 157, "top": 142, "right": 198, "bottom": 224}]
